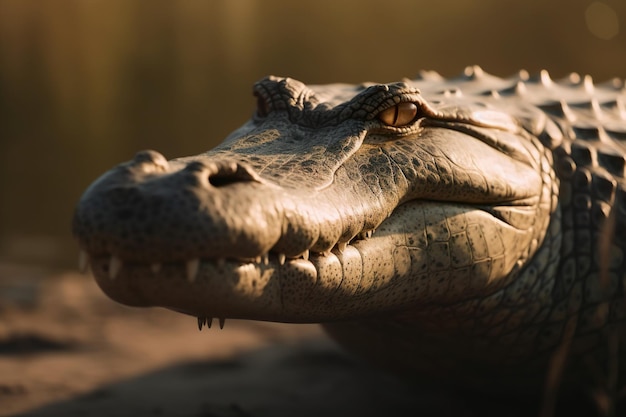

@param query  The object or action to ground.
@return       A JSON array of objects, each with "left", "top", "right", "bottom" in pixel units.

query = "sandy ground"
[
  {"left": 2, "top": 262, "right": 620, "bottom": 417},
  {"left": 0, "top": 263, "right": 471, "bottom": 417},
  {"left": 2, "top": 263, "right": 620, "bottom": 417}
]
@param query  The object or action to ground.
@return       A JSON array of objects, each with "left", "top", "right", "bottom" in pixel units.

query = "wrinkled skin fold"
[{"left": 73, "top": 67, "right": 626, "bottom": 396}]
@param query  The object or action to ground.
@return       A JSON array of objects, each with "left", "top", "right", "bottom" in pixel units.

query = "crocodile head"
[{"left": 73, "top": 72, "right": 555, "bottom": 325}]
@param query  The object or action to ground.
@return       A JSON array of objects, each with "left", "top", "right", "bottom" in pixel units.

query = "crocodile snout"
[{"left": 73, "top": 150, "right": 284, "bottom": 263}]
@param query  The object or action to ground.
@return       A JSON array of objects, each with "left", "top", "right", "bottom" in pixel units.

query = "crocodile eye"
[
  {"left": 254, "top": 93, "right": 270, "bottom": 118},
  {"left": 378, "top": 102, "right": 418, "bottom": 127}
]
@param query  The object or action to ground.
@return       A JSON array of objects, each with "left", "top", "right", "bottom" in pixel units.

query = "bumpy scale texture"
[{"left": 74, "top": 66, "right": 626, "bottom": 400}]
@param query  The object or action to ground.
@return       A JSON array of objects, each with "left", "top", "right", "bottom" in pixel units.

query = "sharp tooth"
[
  {"left": 150, "top": 263, "right": 162, "bottom": 274},
  {"left": 262, "top": 253, "right": 269, "bottom": 265},
  {"left": 337, "top": 241, "right": 347, "bottom": 253},
  {"left": 109, "top": 256, "right": 122, "bottom": 280},
  {"left": 255, "top": 256, "right": 261, "bottom": 264},
  {"left": 197, "top": 317, "right": 205, "bottom": 331},
  {"left": 186, "top": 258, "right": 200, "bottom": 283},
  {"left": 278, "top": 253, "right": 286, "bottom": 265},
  {"left": 302, "top": 250, "right": 309, "bottom": 261},
  {"left": 207, "top": 317, "right": 213, "bottom": 328},
  {"left": 78, "top": 250, "right": 89, "bottom": 273},
  {"left": 359, "top": 230, "right": 373, "bottom": 240},
  {"left": 219, "top": 317, "right": 225, "bottom": 329}
]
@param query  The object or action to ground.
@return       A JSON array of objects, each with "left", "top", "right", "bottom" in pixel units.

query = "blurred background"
[{"left": 0, "top": 0, "right": 624, "bottom": 269}]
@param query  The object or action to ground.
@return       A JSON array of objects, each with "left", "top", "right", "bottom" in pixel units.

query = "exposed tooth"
[
  {"left": 78, "top": 250, "right": 89, "bottom": 273},
  {"left": 186, "top": 258, "right": 200, "bottom": 283},
  {"left": 337, "top": 241, "right": 347, "bottom": 253},
  {"left": 302, "top": 250, "right": 309, "bottom": 261},
  {"left": 150, "top": 263, "right": 162, "bottom": 274},
  {"left": 109, "top": 256, "right": 122, "bottom": 280},
  {"left": 207, "top": 317, "right": 213, "bottom": 328},
  {"left": 278, "top": 253, "right": 286, "bottom": 265},
  {"left": 255, "top": 256, "right": 262, "bottom": 264},
  {"left": 197, "top": 317, "right": 205, "bottom": 331},
  {"left": 262, "top": 253, "right": 269, "bottom": 265},
  {"left": 359, "top": 230, "right": 373, "bottom": 240},
  {"left": 219, "top": 317, "right": 226, "bottom": 329}
]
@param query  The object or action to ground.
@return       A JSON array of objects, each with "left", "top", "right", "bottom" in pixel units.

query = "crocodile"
[{"left": 73, "top": 66, "right": 626, "bottom": 404}]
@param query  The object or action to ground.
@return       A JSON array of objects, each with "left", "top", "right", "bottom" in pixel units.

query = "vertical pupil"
[{"left": 393, "top": 105, "right": 399, "bottom": 125}]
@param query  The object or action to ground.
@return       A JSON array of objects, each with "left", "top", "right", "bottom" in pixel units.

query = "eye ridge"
[{"left": 378, "top": 102, "right": 419, "bottom": 127}]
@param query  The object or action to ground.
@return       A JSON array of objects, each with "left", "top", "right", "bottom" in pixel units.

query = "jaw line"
[{"left": 86, "top": 197, "right": 532, "bottom": 323}]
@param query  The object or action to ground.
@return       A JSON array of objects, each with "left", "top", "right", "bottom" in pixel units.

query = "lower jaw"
[
  {"left": 86, "top": 243, "right": 385, "bottom": 323},
  {"left": 84, "top": 199, "right": 531, "bottom": 325}
]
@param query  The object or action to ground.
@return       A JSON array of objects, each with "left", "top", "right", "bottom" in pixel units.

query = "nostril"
[
  {"left": 183, "top": 160, "right": 262, "bottom": 188},
  {"left": 208, "top": 173, "right": 248, "bottom": 187},
  {"left": 206, "top": 161, "right": 262, "bottom": 188}
]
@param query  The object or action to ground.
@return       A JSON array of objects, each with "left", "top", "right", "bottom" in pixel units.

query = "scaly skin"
[{"left": 73, "top": 67, "right": 626, "bottom": 395}]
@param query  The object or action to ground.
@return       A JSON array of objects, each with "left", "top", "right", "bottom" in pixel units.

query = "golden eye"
[{"left": 378, "top": 102, "right": 418, "bottom": 127}]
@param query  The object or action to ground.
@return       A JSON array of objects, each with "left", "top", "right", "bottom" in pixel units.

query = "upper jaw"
[{"left": 72, "top": 149, "right": 391, "bottom": 265}]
